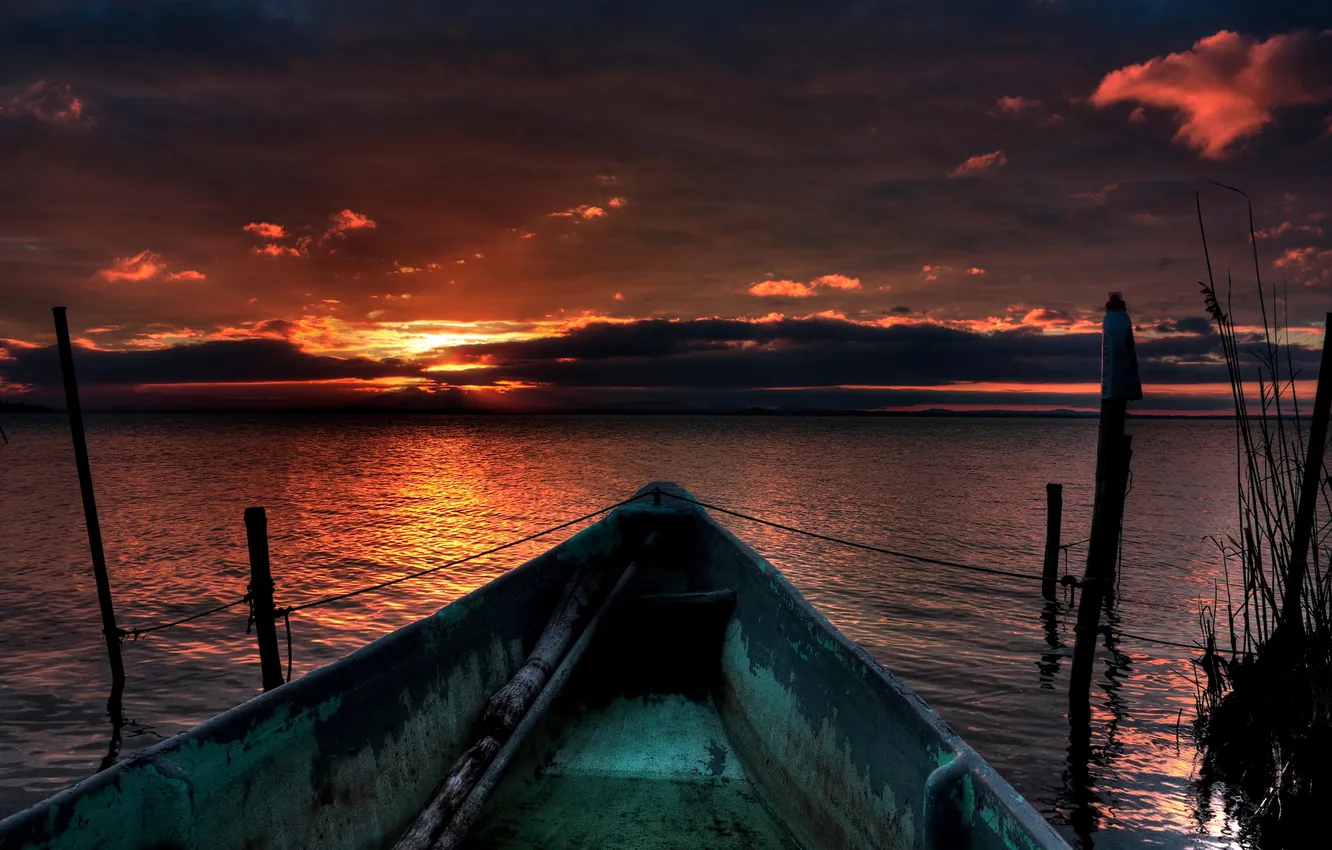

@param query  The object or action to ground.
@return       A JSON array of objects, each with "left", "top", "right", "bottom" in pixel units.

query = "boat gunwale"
[{"left": 674, "top": 484, "right": 1069, "bottom": 850}]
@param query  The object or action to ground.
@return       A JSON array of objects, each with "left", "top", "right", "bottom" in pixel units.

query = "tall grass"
[{"left": 1194, "top": 186, "right": 1331, "bottom": 846}]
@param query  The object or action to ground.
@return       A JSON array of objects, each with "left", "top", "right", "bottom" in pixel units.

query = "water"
[{"left": 0, "top": 414, "right": 1244, "bottom": 847}]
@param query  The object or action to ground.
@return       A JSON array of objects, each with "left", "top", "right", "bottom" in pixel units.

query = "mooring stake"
[
  {"left": 1069, "top": 292, "right": 1140, "bottom": 723},
  {"left": 244, "top": 507, "right": 286, "bottom": 691},
  {"left": 1042, "top": 483, "right": 1063, "bottom": 601},
  {"left": 52, "top": 306, "right": 126, "bottom": 705}
]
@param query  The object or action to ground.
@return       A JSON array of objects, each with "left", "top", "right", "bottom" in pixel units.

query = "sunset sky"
[{"left": 1, "top": 1, "right": 1330, "bottom": 412}]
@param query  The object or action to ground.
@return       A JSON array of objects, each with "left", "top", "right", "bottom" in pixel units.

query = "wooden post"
[
  {"left": 244, "top": 507, "right": 285, "bottom": 691},
  {"left": 1042, "top": 483, "right": 1063, "bottom": 601},
  {"left": 52, "top": 307, "right": 125, "bottom": 699},
  {"left": 1281, "top": 313, "right": 1332, "bottom": 633},
  {"left": 1069, "top": 292, "right": 1140, "bottom": 722}
]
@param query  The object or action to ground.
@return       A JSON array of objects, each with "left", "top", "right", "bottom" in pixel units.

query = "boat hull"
[{"left": 0, "top": 483, "right": 1068, "bottom": 849}]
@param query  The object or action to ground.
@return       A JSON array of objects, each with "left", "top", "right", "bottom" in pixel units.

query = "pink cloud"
[
  {"left": 949, "top": 150, "right": 1007, "bottom": 177},
  {"left": 0, "top": 81, "right": 84, "bottom": 124},
  {"left": 97, "top": 250, "right": 165, "bottom": 282},
  {"left": 1074, "top": 183, "right": 1120, "bottom": 203},
  {"left": 253, "top": 242, "right": 306, "bottom": 258},
  {"left": 920, "top": 264, "right": 953, "bottom": 281},
  {"left": 1090, "top": 30, "right": 1332, "bottom": 158},
  {"left": 165, "top": 270, "right": 206, "bottom": 282},
  {"left": 993, "top": 96, "right": 1041, "bottom": 115},
  {"left": 325, "top": 209, "right": 377, "bottom": 237},
  {"left": 243, "top": 222, "right": 287, "bottom": 239},
  {"left": 614, "top": 292, "right": 625, "bottom": 301}
]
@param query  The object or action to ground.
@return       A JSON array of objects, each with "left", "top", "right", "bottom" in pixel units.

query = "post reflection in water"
[{"left": 0, "top": 415, "right": 1251, "bottom": 847}]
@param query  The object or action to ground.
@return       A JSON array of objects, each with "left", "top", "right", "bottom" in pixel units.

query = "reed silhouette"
[{"left": 1193, "top": 185, "right": 1331, "bottom": 847}]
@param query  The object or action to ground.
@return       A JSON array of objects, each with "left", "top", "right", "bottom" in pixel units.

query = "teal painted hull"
[{"left": 0, "top": 483, "right": 1069, "bottom": 849}]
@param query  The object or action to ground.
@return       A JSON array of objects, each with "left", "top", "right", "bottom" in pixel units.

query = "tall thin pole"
[
  {"left": 52, "top": 306, "right": 125, "bottom": 698},
  {"left": 1281, "top": 313, "right": 1332, "bottom": 634},
  {"left": 1042, "top": 483, "right": 1063, "bottom": 601},
  {"left": 1069, "top": 292, "right": 1140, "bottom": 723},
  {"left": 244, "top": 507, "right": 286, "bottom": 691}
]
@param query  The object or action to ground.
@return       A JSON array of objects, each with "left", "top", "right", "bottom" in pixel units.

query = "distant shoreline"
[{"left": 1, "top": 404, "right": 1237, "bottom": 420}]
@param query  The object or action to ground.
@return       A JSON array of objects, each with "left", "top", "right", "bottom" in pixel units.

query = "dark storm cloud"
[
  {"left": 448, "top": 317, "right": 1257, "bottom": 388},
  {"left": 0, "top": 339, "right": 416, "bottom": 386}
]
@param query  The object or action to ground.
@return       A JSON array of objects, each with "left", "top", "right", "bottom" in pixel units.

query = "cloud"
[
  {"left": 608, "top": 197, "right": 627, "bottom": 208},
  {"left": 325, "top": 208, "right": 377, "bottom": 237},
  {"left": 1090, "top": 30, "right": 1332, "bottom": 159},
  {"left": 748, "top": 274, "right": 861, "bottom": 297},
  {"left": 0, "top": 81, "right": 84, "bottom": 124},
  {"left": 165, "top": 270, "right": 206, "bottom": 281},
  {"left": 920, "top": 265, "right": 952, "bottom": 281},
  {"left": 748, "top": 279, "right": 816, "bottom": 297},
  {"left": 1073, "top": 183, "right": 1119, "bottom": 203},
  {"left": 97, "top": 250, "right": 166, "bottom": 282},
  {"left": 253, "top": 242, "right": 305, "bottom": 258},
  {"left": 810, "top": 274, "right": 861, "bottom": 290},
  {"left": 549, "top": 204, "right": 607, "bottom": 219},
  {"left": 243, "top": 222, "right": 287, "bottom": 239},
  {"left": 967, "top": 267, "right": 986, "bottom": 276},
  {"left": 993, "top": 96, "right": 1041, "bottom": 115},
  {"left": 0, "top": 338, "right": 417, "bottom": 386},
  {"left": 949, "top": 150, "right": 1007, "bottom": 177}
]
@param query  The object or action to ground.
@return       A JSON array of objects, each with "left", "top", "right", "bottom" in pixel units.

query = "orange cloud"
[
  {"left": 608, "top": 197, "right": 627, "bottom": 208},
  {"left": 325, "top": 208, "right": 377, "bottom": 237},
  {"left": 243, "top": 222, "right": 287, "bottom": 239},
  {"left": 967, "top": 267, "right": 986, "bottom": 276},
  {"left": 165, "top": 270, "right": 206, "bottom": 281},
  {"left": 97, "top": 250, "right": 165, "bottom": 282},
  {"left": 253, "top": 242, "right": 305, "bottom": 258},
  {"left": 749, "top": 279, "right": 816, "bottom": 297},
  {"left": 920, "top": 264, "right": 952, "bottom": 281},
  {"left": 810, "top": 274, "right": 861, "bottom": 290},
  {"left": 993, "top": 96, "right": 1041, "bottom": 114},
  {"left": 949, "top": 150, "right": 1007, "bottom": 177},
  {"left": 1090, "top": 30, "right": 1332, "bottom": 158},
  {"left": 549, "top": 204, "right": 607, "bottom": 219},
  {"left": 748, "top": 274, "right": 861, "bottom": 297},
  {"left": 0, "top": 81, "right": 84, "bottom": 124}
]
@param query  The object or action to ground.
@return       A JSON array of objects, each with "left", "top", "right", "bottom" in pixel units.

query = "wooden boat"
[{"left": 0, "top": 483, "right": 1069, "bottom": 849}]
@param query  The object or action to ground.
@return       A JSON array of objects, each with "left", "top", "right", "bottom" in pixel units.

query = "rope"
[
  {"left": 281, "top": 608, "right": 293, "bottom": 683},
  {"left": 1115, "top": 630, "right": 1205, "bottom": 651},
  {"left": 1059, "top": 537, "right": 1090, "bottom": 551},
  {"left": 659, "top": 492, "right": 1047, "bottom": 584},
  {"left": 119, "top": 596, "right": 250, "bottom": 642},
  {"left": 283, "top": 494, "right": 649, "bottom": 614}
]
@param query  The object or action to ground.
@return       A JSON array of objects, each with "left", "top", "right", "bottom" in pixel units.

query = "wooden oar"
[
  {"left": 393, "top": 554, "right": 637, "bottom": 850},
  {"left": 434, "top": 560, "right": 640, "bottom": 849}
]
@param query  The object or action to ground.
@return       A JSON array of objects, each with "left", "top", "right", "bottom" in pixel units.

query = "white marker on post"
[{"left": 1101, "top": 291, "right": 1142, "bottom": 400}]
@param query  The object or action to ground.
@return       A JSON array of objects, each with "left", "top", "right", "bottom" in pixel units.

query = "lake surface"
[{"left": 0, "top": 414, "right": 1246, "bottom": 847}]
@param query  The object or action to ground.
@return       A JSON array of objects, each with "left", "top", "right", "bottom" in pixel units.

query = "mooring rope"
[
  {"left": 658, "top": 490, "right": 1049, "bottom": 584},
  {"left": 119, "top": 595, "right": 250, "bottom": 642},
  {"left": 111, "top": 489, "right": 1202, "bottom": 669},
  {"left": 283, "top": 494, "right": 650, "bottom": 614}
]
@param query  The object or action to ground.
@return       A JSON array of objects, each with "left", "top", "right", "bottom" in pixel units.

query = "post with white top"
[{"left": 1069, "top": 292, "right": 1141, "bottom": 723}]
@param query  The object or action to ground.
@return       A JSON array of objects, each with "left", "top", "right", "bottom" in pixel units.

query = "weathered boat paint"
[
  {"left": 0, "top": 513, "right": 636, "bottom": 850},
  {"left": 677, "top": 480, "right": 1064, "bottom": 850},
  {"left": 0, "top": 483, "right": 1068, "bottom": 850}
]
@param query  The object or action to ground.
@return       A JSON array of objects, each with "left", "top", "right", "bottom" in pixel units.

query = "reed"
[{"left": 1194, "top": 186, "right": 1332, "bottom": 846}]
